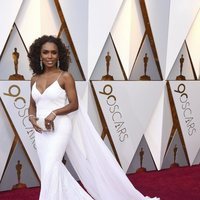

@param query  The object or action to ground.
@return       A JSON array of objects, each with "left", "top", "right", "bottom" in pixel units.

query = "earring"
[
  {"left": 57, "top": 60, "right": 60, "bottom": 68},
  {"left": 40, "top": 60, "right": 43, "bottom": 70}
]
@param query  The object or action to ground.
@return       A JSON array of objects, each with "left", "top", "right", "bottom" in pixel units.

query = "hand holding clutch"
[{"left": 37, "top": 118, "right": 53, "bottom": 132}]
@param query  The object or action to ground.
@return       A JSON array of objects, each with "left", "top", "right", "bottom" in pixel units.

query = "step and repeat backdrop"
[{"left": 0, "top": 0, "right": 200, "bottom": 191}]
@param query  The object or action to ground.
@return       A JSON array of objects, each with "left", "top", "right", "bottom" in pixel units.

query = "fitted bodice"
[{"left": 31, "top": 80, "right": 68, "bottom": 118}]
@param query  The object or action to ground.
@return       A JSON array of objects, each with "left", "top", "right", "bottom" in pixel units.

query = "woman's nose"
[{"left": 47, "top": 53, "right": 52, "bottom": 58}]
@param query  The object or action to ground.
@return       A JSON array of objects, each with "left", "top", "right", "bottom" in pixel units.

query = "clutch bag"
[{"left": 37, "top": 118, "right": 52, "bottom": 132}]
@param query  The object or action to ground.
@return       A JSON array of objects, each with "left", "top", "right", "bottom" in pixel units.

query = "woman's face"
[{"left": 40, "top": 42, "right": 59, "bottom": 69}]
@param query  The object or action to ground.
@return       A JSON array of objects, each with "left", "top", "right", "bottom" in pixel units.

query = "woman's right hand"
[{"left": 30, "top": 118, "right": 43, "bottom": 133}]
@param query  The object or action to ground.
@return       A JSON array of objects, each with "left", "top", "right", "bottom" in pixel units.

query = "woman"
[{"left": 28, "top": 35, "right": 159, "bottom": 200}]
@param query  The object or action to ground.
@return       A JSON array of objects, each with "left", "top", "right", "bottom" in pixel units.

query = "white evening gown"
[{"left": 32, "top": 79, "right": 160, "bottom": 200}]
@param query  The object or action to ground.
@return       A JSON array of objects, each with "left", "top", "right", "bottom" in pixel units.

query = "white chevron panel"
[
  {"left": 40, "top": 0, "right": 61, "bottom": 35},
  {"left": 0, "top": 25, "right": 32, "bottom": 80},
  {"left": 59, "top": 0, "right": 88, "bottom": 78},
  {"left": 145, "top": 0, "right": 170, "bottom": 79},
  {"left": 160, "top": 86, "right": 174, "bottom": 167},
  {"left": 165, "top": 0, "right": 200, "bottom": 79},
  {"left": 129, "top": 35, "right": 161, "bottom": 80},
  {"left": 75, "top": 81, "right": 89, "bottom": 110},
  {"left": 170, "top": 81, "right": 200, "bottom": 164},
  {"left": 111, "top": 0, "right": 145, "bottom": 77},
  {"left": 88, "top": 0, "right": 124, "bottom": 79},
  {"left": 145, "top": 83, "right": 173, "bottom": 170},
  {"left": 146, "top": 0, "right": 200, "bottom": 79},
  {"left": 193, "top": 148, "right": 200, "bottom": 165},
  {"left": 167, "top": 42, "right": 196, "bottom": 80},
  {"left": 15, "top": 0, "right": 41, "bottom": 49},
  {"left": 144, "top": 87, "right": 164, "bottom": 170},
  {"left": 93, "top": 81, "right": 163, "bottom": 171},
  {"left": 186, "top": 10, "right": 200, "bottom": 78},
  {"left": 162, "top": 131, "right": 188, "bottom": 169},
  {"left": 0, "top": 100, "right": 15, "bottom": 180},
  {"left": 90, "top": 34, "right": 126, "bottom": 80},
  {"left": 0, "top": 81, "right": 40, "bottom": 176},
  {"left": 88, "top": 83, "right": 103, "bottom": 137},
  {"left": 111, "top": 0, "right": 132, "bottom": 77},
  {"left": 0, "top": 0, "right": 23, "bottom": 55},
  {"left": 0, "top": 141, "right": 40, "bottom": 191}
]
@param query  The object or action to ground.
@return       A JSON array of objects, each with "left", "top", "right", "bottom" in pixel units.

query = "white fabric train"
[{"left": 66, "top": 101, "right": 160, "bottom": 200}]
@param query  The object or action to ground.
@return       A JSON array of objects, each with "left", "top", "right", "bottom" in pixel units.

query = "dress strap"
[{"left": 57, "top": 71, "right": 63, "bottom": 81}]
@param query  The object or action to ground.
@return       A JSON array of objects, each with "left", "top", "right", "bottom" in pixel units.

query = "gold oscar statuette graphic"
[
  {"left": 140, "top": 53, "right": 151, "bottom": 80},
  {"left": 170, "top": 144, "right": 179, "bottom": 168},
  {"left": 101, "top": 52, "right": 114, "bottom": 80},
  {"left": 12, "top": 160, "right": 27, "bottom": 189},
  {"left": 9, "top": 48, "right": 25, "bottom": 80},
  {"left": 136, "top": 148, "right": 146, "bottom": 173},
  {"left": 176, "top": 54, "right": 186, "bottom": 80}
]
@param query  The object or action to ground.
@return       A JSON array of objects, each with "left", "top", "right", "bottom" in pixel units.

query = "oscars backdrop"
[{"left": 0, "top": 0, "right": 200, "bottom": 191}]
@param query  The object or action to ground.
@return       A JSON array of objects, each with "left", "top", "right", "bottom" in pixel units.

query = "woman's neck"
[{"left": 44, "top": 67, "right": 59, "bottom": 73}]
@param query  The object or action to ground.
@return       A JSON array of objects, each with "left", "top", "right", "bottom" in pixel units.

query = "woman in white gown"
[{"left": 28, "top": 35, "right": 159, "bottom": 200}]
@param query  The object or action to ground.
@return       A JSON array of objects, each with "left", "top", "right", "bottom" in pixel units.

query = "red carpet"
[
  {"left": 0, "top": 165, "right": 200, "bottom": 200},
  {"left": 130, "top": 164, "right": 200, "bottom": 200}
]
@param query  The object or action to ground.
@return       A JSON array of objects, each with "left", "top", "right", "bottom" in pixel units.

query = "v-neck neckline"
[
  {"left": 34, "top": 71, "right": 63, "bottom": 95},
  {"left": 34, "top": 80, "right": 58, "bottom": 95}
]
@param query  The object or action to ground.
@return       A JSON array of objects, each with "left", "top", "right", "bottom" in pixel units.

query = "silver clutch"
[{"left": 37, "top": 118, "right": 52, "bottom": 132}]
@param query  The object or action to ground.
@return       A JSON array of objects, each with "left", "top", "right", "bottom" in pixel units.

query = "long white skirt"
[{"left": 35, "top": 106, "right": 160, "bottom": 200}]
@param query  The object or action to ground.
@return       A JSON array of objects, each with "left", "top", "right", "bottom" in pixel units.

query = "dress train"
[{"left": 66, "top": 103, "right": 160, "bottom": 200}]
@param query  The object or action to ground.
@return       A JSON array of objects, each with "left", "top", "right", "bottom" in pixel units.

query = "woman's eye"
[
  {"left": 52, "top": 51, "right": 58, "bottom": 55},
  {"left": 41, "top": 50, "right": 58, "bottom": 55}
]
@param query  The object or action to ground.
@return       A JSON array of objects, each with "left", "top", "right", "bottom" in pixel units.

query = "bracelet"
[
  {"left": 51, "top": 111, "right": 57, "bottom": 117},
  {"left": 28, "top": 114, "right": 36, "bottom": 121},
  {"left": 29, "top": 114, "right": 35, "bottom": 118}
]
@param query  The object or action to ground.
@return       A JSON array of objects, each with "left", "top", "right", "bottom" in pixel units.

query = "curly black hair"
[{"left": 28, "top": 35, "right": 69, "bottom": 74}]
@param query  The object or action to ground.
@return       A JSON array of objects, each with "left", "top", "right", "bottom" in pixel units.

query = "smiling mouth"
[{"left": 47, "top": 61, "right": 53, "bottom": 64}]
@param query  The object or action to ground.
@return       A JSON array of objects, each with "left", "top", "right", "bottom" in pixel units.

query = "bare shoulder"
[
  {"left": 62, "top": 71, "right": 75, "bottom": 84},
  {"left": 30, "top": 74, "right": 38, "bottom": 86}
]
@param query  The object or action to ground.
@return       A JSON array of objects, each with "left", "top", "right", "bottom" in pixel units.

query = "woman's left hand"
[{"left": 45, "top": 112, "right": 56, "bottom": 131}]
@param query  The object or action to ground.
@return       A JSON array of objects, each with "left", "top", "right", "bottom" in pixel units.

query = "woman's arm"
[
  {"left": 28, "top": 76, "right": 37, "bottom": 118},
  {"left": 44, "top": 72, "right": 79, "bottom": 129},
  {"left": 55, "top": 71, "right": 79, "bottom": 115},
  {"left": 28, "top": 75, "right": 42, "bottom": 132}
]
